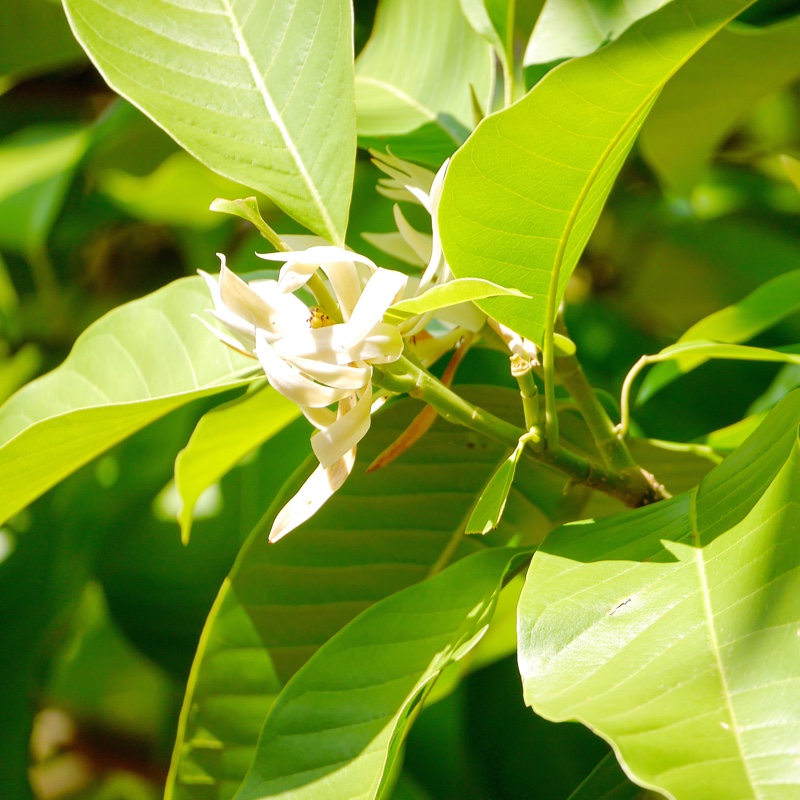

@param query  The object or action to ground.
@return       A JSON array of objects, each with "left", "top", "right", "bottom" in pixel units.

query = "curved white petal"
[
  {"left": 320, "top": 260, "right": 363, "bottom": 320},
  {"left": 268, "top": 448, "right": 356, "bottom": 543},
  {"left": 285, "top": 355, "right": 371, "bottom": 391},
  {"left": 341, "top": 268, "right": 408, "bottom": 349},
  {"left": 301, "top": 405, "right": 337, "bottom": 430},
  {"left": 311, "top": 385, "right": 373, "bottom": 469},
  {"left": 393, "top": 205, "right": 432, "bottom": 265},
  {"left": 257, "top": 246, "right": 376, "bottom": 270},
  {"left": 256, "top": 334, "right": 351, "bottom": 408},
  {"left": 274, "top": 322, "right": 404, "bottom": 366},
  {"left": 217, "top": 261, "right": 277, "bottom": 331}
]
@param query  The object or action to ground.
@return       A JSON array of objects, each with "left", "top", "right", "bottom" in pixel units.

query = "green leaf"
[
  {"left": 640, "top": 16, "right": 800, "bottom": 192},
  {"left": 566, "top": 753, "right": 649, "bottom": 800},
  {"left": 388, "top": 277, "right": 526, "bottom": 319},
  {"left": 0, "top": 277, "right": 256, "bottom": 526},
  {"left": 782, "top": 154, "right": 800, "bottom": 191},
  {"left": 236, "top": 546, "right": 530, "bottom": 800},
  {"left": 524, "top": 0, "right": 670, "bottom": 64},
  {"left": 0, "top": 124, "right": 90, "bottom": 256},
  {"left": 355, "top": 0, "right": 494, "bottom": 165},
  {"left": 63, "top": 0, "right": 356, "bottom": 244},
  {"left": 460, "top": 0, "right": 513, "bottom": 67},
  {"left": 465, "top": 441, "right": 524, "bottom": 534},
  {"left": 166, "top": 388, "right": 570, "bottom": 800},
  {"left": 98, "top": 152, "right": 249, "bottom": 230},
  {"left": 639, "top": 268, "right": 800, "bottom": 402},
  {"left": 439, "top": 0, "right": 755, "bottom": 345},
  {"left": 0, "top": 0, "right": 85, "bottom": 80},
  {"left": 175, "top": 385, "right": 301, "bottom": 544},
  {"left": 518, "top": 390, "right": 800, "bottom": 800}
]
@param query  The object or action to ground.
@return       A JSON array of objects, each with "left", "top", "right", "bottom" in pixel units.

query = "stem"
[
  {"left": 511, "top": 355, "right": 542, "bottom": 436},
  {"left": 618, "top": 355, "right": 655, "bottom": 438},
  {"left": 556, "top": 348, "right": 636, "bottom": 472},
  {"left": 377, "top": 357, "right": 668, "bottom": 508},
  {"left": 306, "top": 274, "right": 343, "bottom": 323}
]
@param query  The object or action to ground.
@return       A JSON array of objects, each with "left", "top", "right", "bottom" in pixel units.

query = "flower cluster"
[{"left": 200, "top": 155, "right": 472, "bottom": 541}]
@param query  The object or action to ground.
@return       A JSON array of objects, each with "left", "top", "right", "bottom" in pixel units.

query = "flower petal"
[
  {"left": 393, "top": 205, "right": 432, "bottom": 265},
  {"left": 268, "top": 448, "right": 356, "bottom": 542},
  {"left": 285, "top": 355, "right": 371, "bottom": 391},
  {"left": 256, "top": 334, "right": 352, "bottom": 407},
  {"left": 311, "top": 385, "right": 372, "bottom": 469},
  {"left": 274, "top": 322, "right": 404, "bottom": 366},
  {"left": 340, "top": 268, "right": 408, "bottom": 349}
]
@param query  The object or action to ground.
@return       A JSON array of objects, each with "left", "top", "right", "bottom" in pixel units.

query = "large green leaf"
[
  {"left": 355, "top": 0, "right": 494, "bottom": 165},
  {"left": 63, "top": 0, "right": 356, "bottom": 244},
  {"left": 524, "top": 0, "right": 670, "bottom": 64},
  {"left": 638, "top": 268, "right": 800, "bottom": 402},
  {"left": 640, "top": 16, "right": 800, "bottom": 192},
  {"left": 166, "top": 388, "right": 571, "bottom": 800},
  {"left": 236, "top": 546, "right": 529, "bottom": 800},
  {"left": 518, "top": 391, "right": 800, "bottom": 799},
  {"left": 0, "top": 276, "right": 255, "bottom": 526},
  {"left": 175, "top": 385, "right": 301, "bottom": 544},
  {"left": 439, "top": 0, "right": 754, "bottom": 345},
  {"left": 0, "top": 0, "right": 85, "bottom": 80}
]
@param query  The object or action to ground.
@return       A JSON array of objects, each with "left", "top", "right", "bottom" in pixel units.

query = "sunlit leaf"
[
  {"left": 519, "top": 391, "right": 800, "bottom": 800},
  {"left": 0, "top": 277, "right": 256, "bottom": 526},
  {"left": 636, "top": 332, "right": 800, "bottom": 403},
  {"left": 389, "top": 277, "right": 525, "bottom": 319},
  {"left": 524, "top": 0, "right": 670, "bottom": 64},
  {"left": 166, "top": 389, "right": 570, "bottom": 800},
  {"left": 236, "top": 546, "right": 530, "bottom": 800},
  {"left": 440, "top": 0, "right": 755, "bottom": 345},
  {"left": 175, "top": 385, "right": 301, "bottom": 544},
  {"left": 63, "top": 0, "right": 357, "bottom": 244},
  {"left": 466, "top": 441, "right": 524, "bottom": 534},
  {"left": 355, "top": 0, "right": 494, "bottom": 165},
  {"left": 640, "top": 16, "right": 800, "bottom": 192},
  {"left": 460, "top": 0, "right": 513, "bottom": 67}
]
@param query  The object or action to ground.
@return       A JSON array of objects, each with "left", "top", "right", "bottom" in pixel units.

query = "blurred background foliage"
[{"left": 0, "top": 0, "right": 799, "bottom": 798}]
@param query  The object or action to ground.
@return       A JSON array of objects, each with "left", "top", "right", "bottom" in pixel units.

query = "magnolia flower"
[{"left": 199, "top": 247, "right": 406, "bottom": 541}]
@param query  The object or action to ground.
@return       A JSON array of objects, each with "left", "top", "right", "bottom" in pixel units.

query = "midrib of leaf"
[
  {"left": 356, "top": 76, "right": 436, "bottom": 123},
  {"left": 218, "top": 0, "right": 338, "bottom": 244},
  {"left": 689, "top": 492, "right": 760, "bottom": 798}
]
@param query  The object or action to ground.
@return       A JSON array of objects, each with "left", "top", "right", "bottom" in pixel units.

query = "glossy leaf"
[
  {"left": 389, "top": 277, "right": 525, "bottom": 318},
  {"left": 0, "top": 277, "right": 256, "bottom": 526},
  {"left": 466, "top": 441, "right": 524, "bottom": 534},
  {"left": 639, "top": 268, "right": 800, "bottom": 402},
  {"left": 166, "top": 389, "right": 570, "bottom": 800},
  {"left": 519, "top": 391, "right": 800, "bottom": 799},
  {"left": 175, "top": 385, "right": 301, "bottom": 544},
  {"left": 355, "top": 0, "right": 494, "bottom": 165},
  {"left": 640, "top": 16, "right": 800, "bottom": 192},
  {"left": 524, "top": 0, "right": 670, "bottom": 64},
  {"left": 439, "top": 0, "right": 754, "bottom": 345},
  {"left": 236, "top": 546, "right": 530, "bottom": 800},
  {"left": 63, "top": 0, "right": 357, "bottom": 244}
]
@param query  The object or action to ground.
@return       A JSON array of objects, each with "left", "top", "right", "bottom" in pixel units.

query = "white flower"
[{"left": 200, "top": 247, "right": 407, "bottom": 541}]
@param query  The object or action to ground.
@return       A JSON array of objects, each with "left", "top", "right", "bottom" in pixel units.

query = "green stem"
[
  {"left": 377, "top": 356, "right": 667, "bottom": 508},
  {"left": 555, "top": 349, "right": 636, "bottom": 472},
  {"left": 306, "top": 274, "right": 343, "bottom": 323},
  {"left": 511, "top": 355, "right": 542, "bottom": 436}
]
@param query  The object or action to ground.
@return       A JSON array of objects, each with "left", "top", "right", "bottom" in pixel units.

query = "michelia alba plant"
[{"left": 1, "top": 0, "right": 799, "bottom": 799}]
